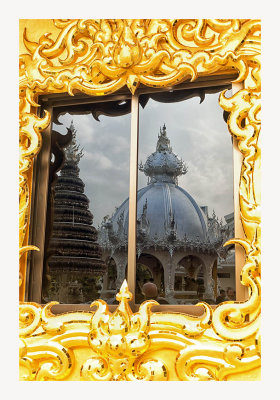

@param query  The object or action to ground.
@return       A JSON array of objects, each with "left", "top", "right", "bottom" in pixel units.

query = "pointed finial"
[
  {"left": 116, "top": 280, "right": 133, "bottom": 302},
  {"left": 64, "top": 123, "right": 84, "bottom": 165},
  {"left": 70, "top": 119, "right": 75, "bottom": 130}
]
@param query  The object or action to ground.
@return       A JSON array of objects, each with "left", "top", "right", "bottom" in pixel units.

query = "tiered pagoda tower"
[{"left": 47, "top": 121, "right": 106, "bottom": 303}]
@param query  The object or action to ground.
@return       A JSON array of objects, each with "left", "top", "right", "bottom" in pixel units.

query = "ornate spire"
[
  {"left": 137, "top": 198, "right": 150, "bottom": 238},
  {"left": 139, "top": 124, "right": 187, "bottom": 184},
  {"left": 64, "top": 121, "right": 84, "bottom": 165},
  {"left": 156, "top": 123, "right": 172, "bottom": 152}
]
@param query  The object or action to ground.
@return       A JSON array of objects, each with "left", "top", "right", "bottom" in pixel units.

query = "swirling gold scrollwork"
[
  {"left": 19, "top": 301, "right": 92, "bottom": 381},
  {"left": 81, "top": 281, "right": 158, "bottom": 380},
  {"left": 213, "top": 45, "right": 261, "bottom": 342},
  {"left": 19, "top": 302, "right": 42, "bottom": 337},
  {"left": 19, "top": 306, "right": 73, "bottom": 380},
  {"left": 175, "top": 341, "right": 260, "bottom": 381},
  {"left": 19, "top": 19, "right": 261, "bottom": 380},
  {"left": 150, "top": 301, "right": 212, "bottom": 339},
  {"left": 127, "top": 359, "right": 168, "bottom": 381},
  {"left": 19, "top": 88, "right": 50, "bottom": 298},
  {"left": 19, "top": 279, "right": 260, "bottom": 380},
  {"left": 80, "top": 357, "right": 113, "bottom": 381},
  {"left": 20, "top": 19, "right": 260, "bottom": 97},
  {"left": 20, "top": 341, "right": 74, "bottom": 381},
  {"left": 19, "top": 281, "right": 172, "bottom": 381}
]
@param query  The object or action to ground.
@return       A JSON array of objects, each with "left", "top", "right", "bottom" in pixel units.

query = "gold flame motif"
[{"left": 19, "top": 19, "right": 261, "bottom": 380}]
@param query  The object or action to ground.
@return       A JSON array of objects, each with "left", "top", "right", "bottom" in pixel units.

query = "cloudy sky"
[{"left": 53, "top": 90, "right": 234, "bottom": 227}]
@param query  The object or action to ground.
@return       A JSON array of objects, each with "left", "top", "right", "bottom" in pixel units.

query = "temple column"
[
  {"left": 195, "top": 266, "right": 205, "bottom": 301},
  {"left": 116, "top": 264, "right": 126, "bottom": 291},
  {"left": 164, "top": 262, "right": 177, "bottom": 303},
  {"left": 114, "top": 253, "right": 128, "bottom": 291},
  {"left": 182, "top": 276, "right": 186, "bottom": 291},
  {"left": 202, "top": 257, "right": 216, "bottom": 302},
  {"left": 161, "top": 252, "right": 185, "bottom": 303},
  {"left": 102, "top": 265, "right": 109, "bottom": 291},
  {"left": 99, "top": 260, "right": 113, "bottom": 300}
]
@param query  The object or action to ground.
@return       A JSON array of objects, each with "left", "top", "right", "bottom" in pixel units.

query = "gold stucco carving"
[{"left": 19, "top": 19, "right": 261, "bottom": 380}]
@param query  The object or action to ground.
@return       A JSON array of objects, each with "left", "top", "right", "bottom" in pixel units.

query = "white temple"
[{"left": 98, "top": 125, "right": 234, "bottom": 304}]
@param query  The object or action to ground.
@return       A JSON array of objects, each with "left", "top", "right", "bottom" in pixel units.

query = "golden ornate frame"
[{"left": 19, "top": 19, "right": 261, "bottom": 381}]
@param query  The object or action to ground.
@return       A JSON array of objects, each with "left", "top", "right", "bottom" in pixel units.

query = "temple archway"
[{"left": 174, "top": 255, "right": 205, "bottom": 302}]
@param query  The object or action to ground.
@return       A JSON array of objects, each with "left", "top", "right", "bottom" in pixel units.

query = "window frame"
[{"left": 26, "top": 73, "right": 245, "bottom": 314}]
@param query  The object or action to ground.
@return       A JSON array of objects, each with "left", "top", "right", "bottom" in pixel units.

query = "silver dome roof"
[
  {"left": 109, "top": 124, "right": 207, "bottom": 242},
  {"left": 110, "top": 181, "right": 208, "bottom": 241}
]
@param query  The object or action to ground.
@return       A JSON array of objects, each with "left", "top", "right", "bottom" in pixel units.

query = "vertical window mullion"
[
  {"left": 231, "top": 82, "right": 247, "bottom": 301},
  {"left": 28, "top": 105, "right": 53, "bottom": 303},
  {"left": 127, "top": 94, "right": 139, "bottom": 303}
]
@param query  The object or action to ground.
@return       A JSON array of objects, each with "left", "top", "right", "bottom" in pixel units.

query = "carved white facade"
[{"left": 98, "top": 125, "right": 233, "bottom": 304}]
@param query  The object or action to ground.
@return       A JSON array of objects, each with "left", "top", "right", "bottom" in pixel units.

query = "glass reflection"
[
  {"left": 136, "top": 89, "right": 235, "bottom": 305},
  {"left": 43, "top": 101, "right": 131, "bottom": 304}
]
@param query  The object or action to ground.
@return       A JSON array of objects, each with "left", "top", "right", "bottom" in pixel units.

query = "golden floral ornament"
[
  {"left": 81, "top": 281, "right": 165, "bottom": 380},
  {"left": 19, "top": 280, "right": 260, "bottom": 381},
  {"left": 19, "top": 281, "right": 167, "bottom": 381},
  {"left": 20, "top": 19, "right": 261, "bottom": 97},
  {"left": 19, "top": 19, "right": 261, "bottom": 380}
]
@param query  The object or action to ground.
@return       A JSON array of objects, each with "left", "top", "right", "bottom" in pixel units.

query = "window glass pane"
[
  {"left": 136, "top": 88, "right": 235, "bottom": 305},
  {"left": 43, "top": 99, "right": 131, "bottom": 304}
]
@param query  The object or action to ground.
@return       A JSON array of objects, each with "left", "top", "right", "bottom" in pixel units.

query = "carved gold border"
[{"left": 19, "top": 19, "right": 261, "bottom": 380}]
